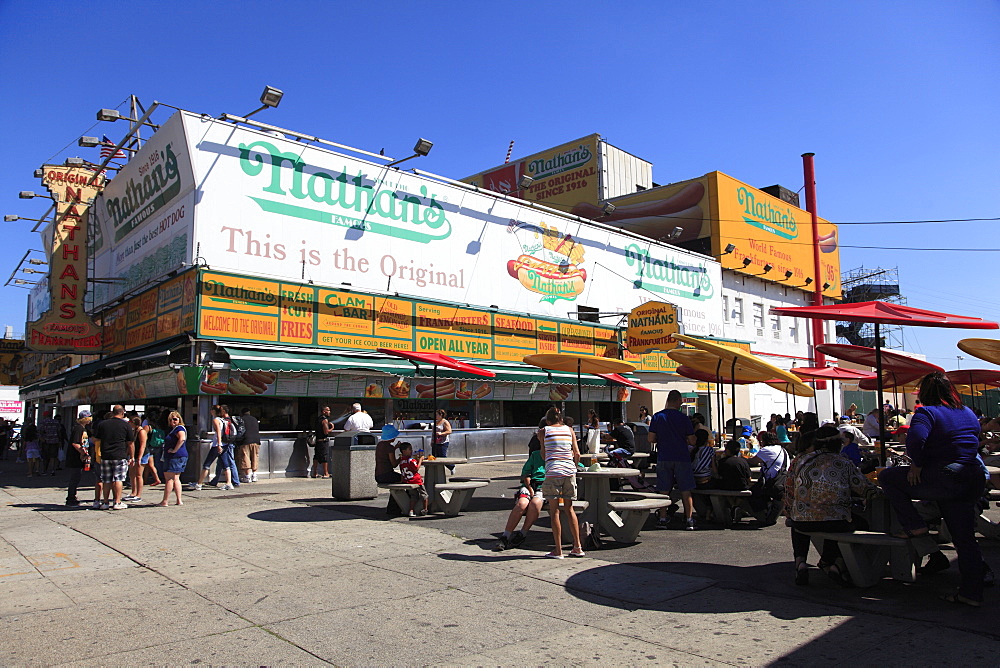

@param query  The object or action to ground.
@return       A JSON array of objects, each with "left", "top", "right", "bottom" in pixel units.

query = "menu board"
[{"left": 276, "top": 373, "right": 310, "bottom": 396}]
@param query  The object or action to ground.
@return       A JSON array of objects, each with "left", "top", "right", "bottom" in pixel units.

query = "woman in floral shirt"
[{"left": 784, "top": 425, "right": 878, "bottom": 586}]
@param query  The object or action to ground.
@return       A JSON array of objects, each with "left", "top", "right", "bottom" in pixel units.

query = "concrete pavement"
[{"left": 1, "top": 460, "right": 999, "bottom": 666}]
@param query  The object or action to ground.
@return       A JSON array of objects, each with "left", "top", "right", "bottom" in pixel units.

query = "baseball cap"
[
  {"left": 741, "top": 426, "right": 752, "bottom": 436},
  {"left": 78, "top": 410, "right": 92, "bottom": 418},
  {"left": 352, "top": 403, "right": 362, "bottom": 412},
  {"left": 380, "top": 424, "right": 400, "bottom": 441}
]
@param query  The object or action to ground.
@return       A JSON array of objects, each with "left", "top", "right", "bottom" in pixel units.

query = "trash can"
[
  {"left": 725, "top": 417, "right": 751, "bottom": 438},
  {"left": 331, "top": 430, "right": 379, "bottom": 500}
]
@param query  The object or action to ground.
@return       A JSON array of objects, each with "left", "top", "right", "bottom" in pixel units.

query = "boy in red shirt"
[{"left": 398, "top": 442, "right": 429, "bottom": 517}]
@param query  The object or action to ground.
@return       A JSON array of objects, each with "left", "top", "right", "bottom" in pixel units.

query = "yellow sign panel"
[
  {"left": 626, "top": 301, "right": 679, "bottom": 354},
  {"left": 102, "top": 271, "right": 196, "bottom": 354},
  {"left": 198, "top": 271, "right": 624, "bottom": 366},
  {"left": 461, "top": 135, "right": 602, "bottom": 215},
  {"left": 279, "top": 283, "right": 315, "bottom": 344},
  {"left": 714, "top": 172, "right": 841, "bottom": 297}
]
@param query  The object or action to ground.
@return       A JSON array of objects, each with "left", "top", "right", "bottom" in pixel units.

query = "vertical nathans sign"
[{"left": 26, "top": 166, "right": 105, "bottom": 352}]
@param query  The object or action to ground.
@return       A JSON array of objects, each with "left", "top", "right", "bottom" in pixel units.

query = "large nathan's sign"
[
  {"left": 26, "top": 166, "right": 105, "bottom": 352},
  {"left": 90, "top": 112, "right": 196, "bottom": 308},
  {"left": 138, "top": 112, "right": 723, "bottom": 336}
]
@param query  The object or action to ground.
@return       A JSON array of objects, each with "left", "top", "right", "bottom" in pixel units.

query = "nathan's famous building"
[{"left": 19, "top": 108, "right": 728, "bottom": 475}]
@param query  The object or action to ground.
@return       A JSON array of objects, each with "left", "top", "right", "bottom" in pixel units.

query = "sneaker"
[
  {"left": 918, "top": 551, "right": 950, "bottom": 574},
  {"left": 408, "top": 510, "right": 416, "bottom": 517},
  {"left": 492, "top": 536, "right": 509, "bottom": 552},
  {"left": 417, "top": 509, "right": 427, "bottom": 516},
  {"left": 111, "top": 502, "right": 128, "bottom": 510},
  {"left": 185, "top": 483, "right": 202, "bottom": 491},
  {"left": 657, "top": 517, "right": 670, "bottom": 528},
  {"left": 122, "top": 494, "right": 138, "bottom": 502},
  {"left": 239, "top": 476, "right": 250, "bottom": 484},
  {"left": 219, "top": 483, "right": 233, "bottom": 491},
  {"left": 65, "top": 499, "right": 80, "bottom": 507},
  {"left": 250, "top": 472, "right": 258, "bottom": 482},
  {"left": 686, "top": 518, "right": 697, "bottom": 531},
  {"left": 508, "top": 530, "right": 526, "bottom": 548},
  {"left": 99, "top": 502, "right": 110, "bottom": 510},
  {"left": 92, "top": 500, "right": 102, "bottom": 510},
  {"left": 129, "top": 497, "right": 141, "bottom": 504}
]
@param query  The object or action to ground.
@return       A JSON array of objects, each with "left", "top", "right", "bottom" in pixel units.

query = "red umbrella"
[
  {"left": 791, "top": 366, "right": 876, "bottom": 418},
  {"left": 772, "top": 302, "right": 997, "bottom": 461},
  {"left": 377, "top": 349, "right": 495, "bottom": 428},
  {"left": 815, "top": 344, "right": 945, "bottom": 375},
  {"left": 944, "top": 369, "right": 1000, "bottom": 414},
  {"left": 595, "top": 372, "right": 652, "bottom": 392}
]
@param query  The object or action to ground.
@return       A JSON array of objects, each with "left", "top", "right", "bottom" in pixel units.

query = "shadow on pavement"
[{"left": 247, "top": 506, "right": 360, "bottom": 522}]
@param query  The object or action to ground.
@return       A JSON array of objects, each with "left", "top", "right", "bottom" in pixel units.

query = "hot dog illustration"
[
  {"left": 569, "top": 181, "right": 707, "bottom": 243},
  {"left": 201, "top": 381, "right": 228, "bottom": 394},
  {"left": 417, "top": 380, "right": 456, "bottom": 399},
  {"left": 227, "top": 377, "right": 256, "bottom": 395},
  {"left": 389, "top": 378, "right": 410, "bottom": 398},
  {"left": 549, "top": 384, "right": 573, "bottom": 401},
  {"left": 507, "top": 255, "right": 586, "bottom": 298},
  {"left": 818, "top": 228, "right": 838, "bottom": 253},
  {"left": 473, "top": 383, "right": 492, "bottom": 398}
]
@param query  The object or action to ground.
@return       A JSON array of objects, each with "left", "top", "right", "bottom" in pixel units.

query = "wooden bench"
[
  {"left": 434, "top": 481, "right": 488, "bottom": 516},
  {"left": 377, "top": 483, "right": 422, "bottom": 513},
  {"left": 690, "top": 489, "right": 753, "bottom": 527},
  {"left": 606, "top": 498, "right": 674, "bottom": 543},
  {"left": 803, "top": 531, "right": 916, "bottom": 587}
]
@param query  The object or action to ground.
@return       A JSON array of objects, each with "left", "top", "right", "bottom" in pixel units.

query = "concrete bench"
[
  {"left": 559, "top": 500, "right": 591, "bottom": 542},
  {"left": 607, "top": 498, "right": 674, "bottom": 543},
  {"left": 690, "top": 489, "right": 753, "bottom": 527},
  {"left": 377, "top": 483, "right": 422, "bottom": 513},
  {"left": 434, "top": 481, "right": 488, "bottom": 516},
  {"left": 611, "top": 490, "right": 672, "bottom": 502},
  {"left": 803, "top": 531, "right": 916, "bottom": 587},
  {"left": 448, "top": 477, "right": 492, "bottom": 509}
]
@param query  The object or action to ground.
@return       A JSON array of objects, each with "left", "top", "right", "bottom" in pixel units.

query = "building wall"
[{"left": 720, "top": 272, "right": 837, "bottom": 421}]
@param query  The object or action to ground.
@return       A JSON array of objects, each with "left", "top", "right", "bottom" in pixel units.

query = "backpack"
[
  {"left": 147, "top": 427, "right": 165, "bottom": 453},
  {"left": 222, "top": 415, "right": 246, "bottom": 445}
]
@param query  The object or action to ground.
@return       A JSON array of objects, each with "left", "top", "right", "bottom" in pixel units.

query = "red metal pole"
[{"left": 801, "top": 153, "right": 827, "bottom": 379}]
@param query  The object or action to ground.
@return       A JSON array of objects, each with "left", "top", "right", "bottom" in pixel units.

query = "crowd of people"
[{"left": 12, "top": 403, "right": 262, "bottom": 509}]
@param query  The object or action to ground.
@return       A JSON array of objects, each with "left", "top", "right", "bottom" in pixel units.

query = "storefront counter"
[{"left": 182, "top": 427, "right": 537, "bottom": 482}]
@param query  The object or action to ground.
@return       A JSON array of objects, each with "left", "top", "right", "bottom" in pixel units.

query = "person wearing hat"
[
  {"left": 374, "top": 425, "right": 404, "bottom": 516},
  {"left": 65, "top": 410, "right": 93, "bottom": 506}
]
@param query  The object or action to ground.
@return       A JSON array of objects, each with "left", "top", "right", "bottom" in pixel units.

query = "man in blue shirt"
[{"left": 648, "top": 390, "right": 697, "bottom": 529}]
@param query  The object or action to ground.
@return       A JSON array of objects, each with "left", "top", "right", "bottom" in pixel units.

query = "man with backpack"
[{"left": 187, "top": 404, "right": 240, "bottom": 491}]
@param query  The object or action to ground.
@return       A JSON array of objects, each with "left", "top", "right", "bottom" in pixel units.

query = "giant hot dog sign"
[{"left": 176, "top": 112, "right": 723, "bottom": 336}]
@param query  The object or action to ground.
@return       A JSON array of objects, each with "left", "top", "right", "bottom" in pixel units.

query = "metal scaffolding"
[{"left": 837, "top": 266, "right": 906, "bottom": 349}]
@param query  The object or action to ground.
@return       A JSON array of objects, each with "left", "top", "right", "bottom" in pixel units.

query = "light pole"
[{"left": 957, "top": 355, "right": 964, "bottom": 369}]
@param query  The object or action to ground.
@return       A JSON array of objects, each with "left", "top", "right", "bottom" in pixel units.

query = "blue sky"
[{"left": 1, "top": 1, "right": 997, "bottom": 369}]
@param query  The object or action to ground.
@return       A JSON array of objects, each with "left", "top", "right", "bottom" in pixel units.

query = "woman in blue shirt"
[
  {"left": 157, "top": 411, "right": 188, "bottom": 507},
  {"left": 879, "top": 372, "right": 986, "bottom": 606}
]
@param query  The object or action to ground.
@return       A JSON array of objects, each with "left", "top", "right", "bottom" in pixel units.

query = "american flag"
[{"left": 100, "top": 136, "right": 125, "bottom": 160}]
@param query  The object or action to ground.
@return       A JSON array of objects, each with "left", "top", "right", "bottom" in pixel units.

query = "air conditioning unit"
[
  {"left": 772, "top": 330, "right": 781, "bottom": 339},
  {"left": 756, "top": 328, "right": 764, "bottom": 337}
]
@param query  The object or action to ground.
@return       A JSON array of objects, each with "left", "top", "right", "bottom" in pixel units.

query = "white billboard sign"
[
  {"left": 181, "top": 113, "right": 723, "bottom": 336},
  {"left": 90, "top": 112, "right": 196, "bottom": 307}
]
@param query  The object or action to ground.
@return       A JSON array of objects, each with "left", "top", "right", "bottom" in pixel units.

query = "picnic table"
[
  {"left": 421, "top": 457, "right": 469, "bottom": 513},
  {"left": 577, "top": 467, "right": 668, "bottom": 542}
]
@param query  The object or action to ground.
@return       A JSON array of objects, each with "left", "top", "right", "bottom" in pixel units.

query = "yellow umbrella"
[
  {"left": 958, "top": 338, "right": 1000, "bottom": 366},
  {"left": 670, "top": 333, "right": 803, "bottom": 436},
  {"left": 767, "top": 379, "right": 816, "bottom": 397},
  {"left": 522, "top": 353, "right": 635, "bottom": 442},
  {"left": 668, "top": 348, "right": 779, "bottom": 383},
  {"left": 671, "top": 334, "right": 801, "bottom": 384}
]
